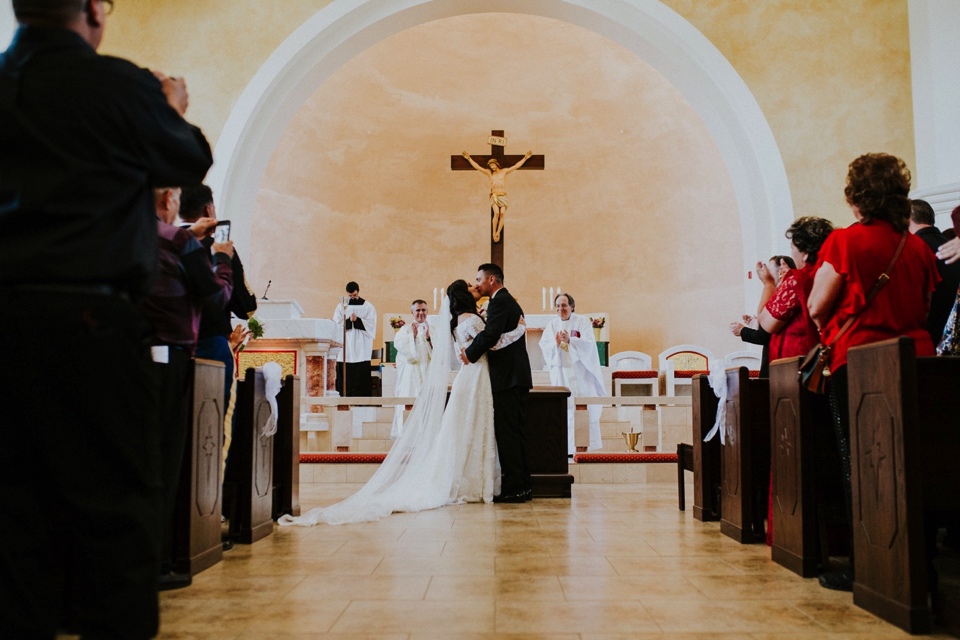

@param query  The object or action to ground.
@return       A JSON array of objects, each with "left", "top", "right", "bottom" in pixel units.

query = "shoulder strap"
[{"left": 829, "top": 231, "right": 908, "bottom": 346}]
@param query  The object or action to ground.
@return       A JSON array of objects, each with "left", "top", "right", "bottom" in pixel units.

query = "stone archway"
[{"left": 208, "top": 0, "right": 793, "bottom": 298}]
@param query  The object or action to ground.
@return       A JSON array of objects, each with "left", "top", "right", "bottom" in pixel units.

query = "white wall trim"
[{"left": 209, "top": 0, "right": 793, "bottom": 302}]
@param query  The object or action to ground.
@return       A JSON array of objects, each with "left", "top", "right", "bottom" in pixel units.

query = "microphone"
[{"left": 261, "top": 280, "right": 271, "bottom": 300}]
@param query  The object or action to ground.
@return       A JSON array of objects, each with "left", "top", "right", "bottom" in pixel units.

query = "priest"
[
  {"left": 539, "top": 293, "right": 605, "bottom": 453},
  {"left": 391, "top": 299, "right": 433, "bottom": 437},
  {"left": 333, "top": 281, "right": 377, "bottom": 396}
]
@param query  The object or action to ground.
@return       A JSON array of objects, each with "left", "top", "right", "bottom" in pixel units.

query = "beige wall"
[{"left": 101, "top": 1, "right": 913, "bottom": 357}]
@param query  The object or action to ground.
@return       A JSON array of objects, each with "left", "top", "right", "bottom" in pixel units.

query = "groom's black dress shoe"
[
  {"left": 522, "top": 489, "right": 533, "bottom": 501},
  {"left": 493, "top": 492, "right": 527, "bottom": 504}
]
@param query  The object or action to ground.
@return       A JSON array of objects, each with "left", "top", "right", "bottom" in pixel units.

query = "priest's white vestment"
[
  {"left": 332, "top": 299, "right": 377, "bottom": 363},
  {"left": 391, "top": 320, "right": 433, "bottom": 438},
  {"left": 539, "top": 313, "right": 604, "bottom": 452}
]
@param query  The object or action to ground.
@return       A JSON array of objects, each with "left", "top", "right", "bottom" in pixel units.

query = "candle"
[
  {"left": 542, "top": 287, "right": 546, "bottom": 311},
  {"left": 433, "top": 287, "right": 437, "bottom": 310},
  {"left": 557, "top": 284, "right": 561, "bottom": 299},
  {"left": 549, "top": 287, "right": 554, "bottom": 309},
  {"left": 441, "top": 287, "right": 445, "bottom": 305}
]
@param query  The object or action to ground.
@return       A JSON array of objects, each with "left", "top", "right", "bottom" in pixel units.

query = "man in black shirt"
[
  {"left": 909, "top": 199, "right": 960, "bottom": 342},
  {"left": 0, "top": 1, "right": 213, "bottom": 638}
]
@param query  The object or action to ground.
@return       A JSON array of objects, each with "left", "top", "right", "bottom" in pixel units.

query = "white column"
[{"left": 909, "top": 0, "right": 960, "bottom": 224}]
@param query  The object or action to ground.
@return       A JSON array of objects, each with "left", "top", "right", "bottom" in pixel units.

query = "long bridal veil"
[{"left": 278, "top": 296, "right": 458, "bottom": 525}]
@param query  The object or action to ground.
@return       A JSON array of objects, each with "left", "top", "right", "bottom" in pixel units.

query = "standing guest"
[
  {"left": 333, "top": 282, "right": 377, "bottom": 396},
  {"left": 809, "top": 153, "right": 939, "bottom": 591},
  {"left": 178, "top": 184, "right": 258, "bottom": 413},
  {"left": 0, "top": 0, "right": 213, "bottom": 637},
  {"left": 392, "top": 299, "right": 433, "bottom": 438},
  {"left": 730, "top": 255, "right": 795, "bottom": 377},
  {"left": 142, "top": 187, "right": 234, "bottom": 591},
  {"left": 539, "top": 292, "right": 605, "bottom": 453},
  {"left": 909, "top": 199, "right": 960, "bottom": 342}
]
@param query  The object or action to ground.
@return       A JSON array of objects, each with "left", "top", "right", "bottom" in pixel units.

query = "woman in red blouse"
[
  {"left": 808, "top": 153, "right": 940, "bottom": 591},
  {"left": 757, "top": 217, "right": 835, "bottom": 361}
]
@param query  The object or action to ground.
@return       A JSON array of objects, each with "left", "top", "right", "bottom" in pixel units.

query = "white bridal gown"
[{"left": 279, "top": 303, "right": 521, "bottom": 526}]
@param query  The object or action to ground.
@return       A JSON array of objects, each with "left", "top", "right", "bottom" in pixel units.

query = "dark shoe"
[
  {"left": 222, "top": 538, "right": 235, "bottom": 551},
  {"left": 493, "top": 492, "right": 526, "bottom": 504},
  {"left": 523, "top": 489, "right": 534, "bottom": 501},
  {"left": 818, "top": 568, "right": 854, "bottom": 592},
  {"left": 158, "top": 571, "right": 192, "bottom": 592}
]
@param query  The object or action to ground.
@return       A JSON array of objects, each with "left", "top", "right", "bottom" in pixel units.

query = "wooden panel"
[
  {"left": 720, "top": 367, "right": 770, "bottom": 544},
  {"left": 225, "top": 368, "right": 275, "bottom": 544},
  {"left": 172, "top": 358, "right": 224, "bottom": 575},
  {"left": 847, "top": 338, "right": 960, "bottom": 633},
  {"left": 272, "top": 375, "right": 301, "bottom": 519},
  {"left": 769, "top": 356, "right": 839, "bottom": 577},
  {"left": 525, "top": 386, "right": 573, "bottom": 497},
  {"left": 691, "top": 375, "right": 721, "bottom": 521}
]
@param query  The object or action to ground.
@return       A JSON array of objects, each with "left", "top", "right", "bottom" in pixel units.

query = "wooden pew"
[
  {"left": 691, "top": 374, "right": 721, "bottom": 521},
  {"left": 847, "top": 337, "right": 960, "bottom": 633},
  {"left": 272, "top": 374, "right": 301, "bottom": 520},
  {"left": 224, "top": 367, "right": 275, "bottom": 544},
  {"left": 720, "top": 366, "right": 770, "bottom": 543},
  {"left": 171, "top": 358, "right": 225, "bottom": 574},
  {"left": 525, "top": 386, "right": 574, "bottom": 498},
  {"left": 769, "top": 356, "right": 844, "bottom": 577}
]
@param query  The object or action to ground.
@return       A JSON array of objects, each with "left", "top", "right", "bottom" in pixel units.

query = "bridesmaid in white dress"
[{"left": 279, "top": 279, "right": 524, "bottom": 526}]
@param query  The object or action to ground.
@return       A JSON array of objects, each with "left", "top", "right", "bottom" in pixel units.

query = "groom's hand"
[{"left": 459, "top": 348, "right": 470, "bottom": 364}]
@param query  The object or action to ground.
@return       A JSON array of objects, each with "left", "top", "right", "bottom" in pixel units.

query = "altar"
[{"left": 234, "top": 299, "right": 342, "bottom": 404}]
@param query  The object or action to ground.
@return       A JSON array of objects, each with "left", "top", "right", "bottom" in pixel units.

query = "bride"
[{"left": 279, "top": 279, "right": 526, "bottom": 525}]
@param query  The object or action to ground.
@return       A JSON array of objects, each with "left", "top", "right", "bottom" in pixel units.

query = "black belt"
[{"left": 2, "top": 282, "right": 132, "bottom": 301}]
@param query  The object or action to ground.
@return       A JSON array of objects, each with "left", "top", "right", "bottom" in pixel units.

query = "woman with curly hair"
[{"left": 808, "top": 153, "right": 940, "bottom": 591}]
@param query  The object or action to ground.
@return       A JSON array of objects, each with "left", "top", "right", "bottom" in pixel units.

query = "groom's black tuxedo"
[
  {"left": 466, "top": 287, "right": 532, "bottom": 498},
  {"left": 466, "top": 288, "right": 533, "bottom": 392}
]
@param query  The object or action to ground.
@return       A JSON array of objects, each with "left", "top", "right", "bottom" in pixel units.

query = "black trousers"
[
  {"left": 492, "top": 387, "right": 531, "bottom": 496},
  {"left": 154, "top": 347, "right": 193, "bottom": 573},
  {"left": 0, "top": 291, "right": 161, "bottom": 640},
  {"left": 336, "top": 361, "right": 372, "bottom": 397}
]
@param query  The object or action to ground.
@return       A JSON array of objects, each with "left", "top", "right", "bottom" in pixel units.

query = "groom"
[{"left": 463, "top": 263, "right": 533, "bottom": 503}]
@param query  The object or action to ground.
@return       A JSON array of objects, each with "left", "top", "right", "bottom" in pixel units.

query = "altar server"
[
  {"left": 333, "top": 282, "right": 377, "bottom": 396},
  {"left": 539, "top": 293, "right": 605, "bottom": 453},
  {"left": 391, "top": 299, "right": 433, "bottom": 437}
]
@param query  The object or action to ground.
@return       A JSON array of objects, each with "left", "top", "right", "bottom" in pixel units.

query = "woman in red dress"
[
  {"left": 756, "top": 216, "right": 835, "bottom": 545},
  {"left": 808, "top": 153, "right": 939, "bottom": 591}
]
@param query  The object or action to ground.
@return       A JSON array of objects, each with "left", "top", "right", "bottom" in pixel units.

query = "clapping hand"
[
  {"left": 938, "top": 237, "right": 960, "bottom": 264},
  {"left": 756, "top": 260, "right": 776, "bottom": 285}
]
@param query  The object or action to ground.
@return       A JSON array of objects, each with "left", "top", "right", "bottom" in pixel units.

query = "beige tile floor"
[{"left": 157, "top": 483, "right": 957, "bottom": 639}]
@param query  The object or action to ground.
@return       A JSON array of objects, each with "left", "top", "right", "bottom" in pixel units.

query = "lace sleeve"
[{"left": 490, "top": 321, "right": 526, "bottom": 351}]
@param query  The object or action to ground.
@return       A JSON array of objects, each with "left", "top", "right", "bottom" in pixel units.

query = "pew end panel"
[
  {"left": 691, "top": 375, "right": 721, "bottom": 521},
  {"left": 720, "top": 366, "right": 770, "bottom": 544},
  {"left": 847, "top": 337, "right": 960, "bottom": 634},
  {"left": 272, "top": 374, "right": 301, "bottom": 519}
]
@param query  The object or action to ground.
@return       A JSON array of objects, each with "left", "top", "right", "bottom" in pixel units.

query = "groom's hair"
[{"left": 478, "top": 263, "right": 503, "bottom": 283}]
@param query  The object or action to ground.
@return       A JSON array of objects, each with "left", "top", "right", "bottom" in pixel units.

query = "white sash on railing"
[{"left": 261, "top": 361, "right": 282, "bottom": 437}]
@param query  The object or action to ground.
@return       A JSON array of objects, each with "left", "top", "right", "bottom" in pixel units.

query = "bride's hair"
[{"left": 447, "top": 279, "right": 480, "bottom": 335}]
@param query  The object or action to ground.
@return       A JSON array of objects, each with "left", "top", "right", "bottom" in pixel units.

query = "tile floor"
[{"left": 156, "top": 483, "right": 957, "bottom": 639}]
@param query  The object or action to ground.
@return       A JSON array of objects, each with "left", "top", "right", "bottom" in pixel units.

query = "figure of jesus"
[{"left": 461, "top": 150, "right": 533, "bottom": 242}]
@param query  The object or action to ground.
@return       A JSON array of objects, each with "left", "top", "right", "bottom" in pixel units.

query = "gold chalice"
[{"left": 622, "top": 432, "right": 641, "bottom": 452}]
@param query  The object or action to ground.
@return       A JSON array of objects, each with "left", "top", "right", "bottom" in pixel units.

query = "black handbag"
[{"left": 798, "top": 232, "right": 908, "bottom": 394}]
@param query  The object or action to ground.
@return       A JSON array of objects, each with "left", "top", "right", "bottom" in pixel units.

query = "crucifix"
[{"left": 451, "top": 130, "right": 545, "bottom": 268}]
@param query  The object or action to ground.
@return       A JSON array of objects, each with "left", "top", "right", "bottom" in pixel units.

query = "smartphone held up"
[{"left": 213, "top": 220, "right": 231, "bottom": 244}]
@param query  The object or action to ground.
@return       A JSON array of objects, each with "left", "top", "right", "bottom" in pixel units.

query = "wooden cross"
[{"left": 451, "top": 130, "right": 545, "bottom": 268}]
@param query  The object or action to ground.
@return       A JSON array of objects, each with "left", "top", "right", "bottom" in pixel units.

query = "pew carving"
[
  {"left": 847, "top": 337, "right": 960, "bottom": 634},
  {"left": 224, "top": 368, "right": 275, "bottom": 544},
  {"left": 171, "top": 358, "right": 225, "bottom": 575},
  {"left": 769, "top": 356, "right": 844, "bottom": 577},
  {"left": 691, "top": 375, "right": 721, "bottom": 521}
]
